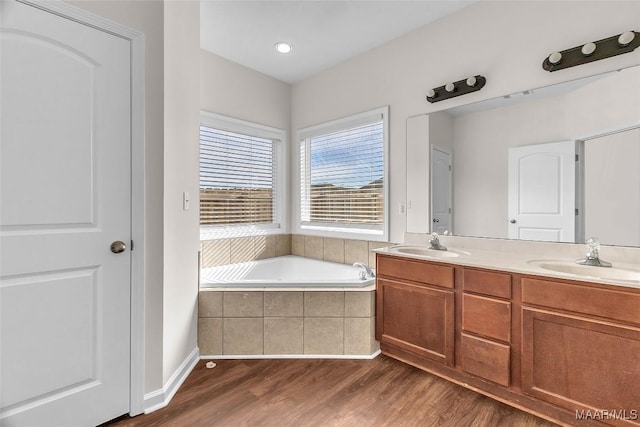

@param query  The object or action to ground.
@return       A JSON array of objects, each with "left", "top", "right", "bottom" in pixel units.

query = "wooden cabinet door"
[
  {"left": 522, "top": 308, "right": 640, "bottom": 425},
  {"left": 377, "top": 278, "right": 455, "bottom": 366}
]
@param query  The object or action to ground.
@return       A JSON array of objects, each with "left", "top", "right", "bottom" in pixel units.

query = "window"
[
  {"left": 200, "top": 112, "right": 286, "bottom": 239},
  {"left": 298, "top": 106, "right": 389, "bottom": 240}
]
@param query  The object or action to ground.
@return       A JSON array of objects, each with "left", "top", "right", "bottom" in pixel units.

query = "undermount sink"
[
  {"left": 390, "top": 245, "right": 470, "bottom": 259},
  {"left": 527, "top": 260, "right": 640, "bottom": 284}
]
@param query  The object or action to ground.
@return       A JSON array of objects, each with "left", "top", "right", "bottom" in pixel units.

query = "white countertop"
[{"left": 374, "top": 243, "right": 640, "bottom": 290}]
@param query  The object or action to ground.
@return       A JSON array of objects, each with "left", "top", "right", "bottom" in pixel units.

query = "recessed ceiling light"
[{"left": 275, "top": 42, "right": 293, "bottom": 54}]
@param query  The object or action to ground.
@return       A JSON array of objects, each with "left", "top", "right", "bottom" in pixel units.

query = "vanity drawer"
[
  {"left": 377, "top": 255, "right": 454, "bottom": 289},
  {"left": 463, "top": 268, "right": 511, "bottom": 299},
  {"left": 521, "top": 277, "right": 640, "bottom": 325},
  {"left": 462, "top": 294, "right": 511, "bottom": 342},
  {"left": 461, "top": 333, "right": 510, "bottom": 387}
]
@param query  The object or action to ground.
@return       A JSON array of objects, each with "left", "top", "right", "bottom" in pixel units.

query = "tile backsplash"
[{"left": 201, "top": 234, "right": 391, "bottom": 268}]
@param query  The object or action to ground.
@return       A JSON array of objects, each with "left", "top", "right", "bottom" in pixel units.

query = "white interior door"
[
  {"left": 431, "top": 146, "right": 452, "bottom": 234},
  {"left": 1, "top": 1, "right": 131, "bottom": 425},
  {"left": 508, "top": 141, "right": 575, "bottom": 242}
]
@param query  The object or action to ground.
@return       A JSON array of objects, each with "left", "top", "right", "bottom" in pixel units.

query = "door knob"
[
  {"left": 111, "top": 241, "right": 126, "bottom": 254},
  {"left": 509, "top": 219, "right": 517, "bottom": 224},
  {"left": 433, "top": 218, "right": 440, "bottom": 223}
]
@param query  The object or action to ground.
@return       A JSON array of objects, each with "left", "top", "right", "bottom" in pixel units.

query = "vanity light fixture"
[
  {"left": 426, "top": 75, "right": 486, "bottom": 103},
  {"left": 275, "top": 41, "right": 293, "bottom": 54},
  {"left": 543, "top": 31, "right": 640, "bottom": 72}
]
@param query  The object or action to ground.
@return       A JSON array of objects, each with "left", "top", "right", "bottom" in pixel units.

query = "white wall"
[
  {"left": 585, "top": 128, "right": 640, "bottom": 246},
  {"left": 162, "top": 0, "right": 200, "bottom": 385},
  {"left": 291, "top": 0, "right": 640, "bottom": 243},
  {"left": 200, "top": 50, "right": 291, "bottom": 132},
  {"left": 68, "top": 0, "right": 166, "bottom": 393},
  {"left": 406, "top": 115, "right": 430, "bottom": 233}
]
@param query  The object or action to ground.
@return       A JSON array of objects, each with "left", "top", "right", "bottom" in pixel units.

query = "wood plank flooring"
[{"left": 107, "top": 356, "right": 558, "bottom": 427}]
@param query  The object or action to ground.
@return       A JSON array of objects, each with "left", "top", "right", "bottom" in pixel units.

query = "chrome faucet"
[
  {"left": 576, "top": 237, "right": 611, "bottom": 267},
  {"left": 353, "top": 262, "right": 375, "bottom": 280},
  {"left": 428, "top": 232, "right": 447, "bottom": 251}
]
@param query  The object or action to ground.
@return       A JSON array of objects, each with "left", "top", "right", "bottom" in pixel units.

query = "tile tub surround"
[
  {"left": 198, "top": 289, "right": 379, "bottom": 358},
  {"left": 201, "top": 234, "right": 391, "bottom": 269},
  {"left": 200, "top": 234, "right": 292, "bottom": 268},
  {"left": 291, "top": 235, "right": 391, "bottom": 268}
]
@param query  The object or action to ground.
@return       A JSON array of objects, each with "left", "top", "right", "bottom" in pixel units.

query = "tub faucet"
[
  {"left": 428, "top": 232, "right": 447, "bottom": 251},
  {"left": 576, "top": 237, "right": 611, "bottom": 267},
  {"left": 353, "top": 262, "right": 375, "bottom": 280}
]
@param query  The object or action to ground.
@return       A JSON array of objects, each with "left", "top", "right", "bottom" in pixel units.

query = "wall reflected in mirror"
[{"left": 407, "top": 65, "right": 640, "bottom": 247}]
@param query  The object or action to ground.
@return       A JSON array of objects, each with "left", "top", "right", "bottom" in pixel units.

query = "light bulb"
[
  {"left": 618, "top": 31, "right": 635, "bottom": 47},
  {"left": 275, "top": 42, "right": 293, "bottom": 54},
  {"left": 466, "top": 76, "right": 477, "bottom": 87},
  {"left": 427, "top": 88, "right": 436, "bottom": 98},
  {"left": 548, "top": 52, "right": 562, "bottom": 65},
  {"left": 445, "top": 83, "right": 455, "bottom": 93},
  {"left": 581, "top": 42, "right": 596, "bottom": 56}
]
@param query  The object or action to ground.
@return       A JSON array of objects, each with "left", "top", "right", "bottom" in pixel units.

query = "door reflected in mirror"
[{"left": 407, "top": 65, "right": 640, "bottom": 247}]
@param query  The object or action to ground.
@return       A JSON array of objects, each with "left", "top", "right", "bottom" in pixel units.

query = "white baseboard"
[
  {"left": 200, "top": 349, "right": 381, "bottom": 360},
  {"left": 143, "top": 347, "right": 200, "bottom": 414}
]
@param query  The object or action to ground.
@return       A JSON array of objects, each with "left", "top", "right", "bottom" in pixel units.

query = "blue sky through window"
[{"left": 310, "top": 121, "right": 383, "bottom": 188}]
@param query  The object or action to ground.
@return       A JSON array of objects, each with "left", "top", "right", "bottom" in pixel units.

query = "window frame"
[
  {"left": 297, "top": 106, "right": 390, "bottom": 241},
  {"left": 200, "top": 111, "right": 287, "bottom": 240}
]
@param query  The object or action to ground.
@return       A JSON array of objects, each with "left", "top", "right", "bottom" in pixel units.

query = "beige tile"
[
  {"left": 304, "top": 318, "right": 344, "bottom": 355},
  {"left": 291, "top": 234, "right": 305, "bottom": 256},
  {"left": 304, "top": 235, "right": 324, "bottom": 260},
  {"left": 264, "top": 317, "right": 303, "bottom": 354},
  {"left": 344, "top": 317, "right": 375, "bottom": 355},
  {"left": 345, "top": 291, "right": 375, "bottom": 318},
  {"left": 344, "top": 239, "right": 369, "bottom": 266},
  {"left": 224, "top": 292, "right": 264, "bottom": 317},
  {"left": 198, "top": 291, "right": 223, "bottom": 317},
  {"left": 368, "top": 241, "right": 390, "bottom": 267},
  {"left": 323, "top": 238, "right": 345, "bottom": 264},
  {"left": 223, "top": 318, "right": 264, "bottom": 355},
  {"left": 371, "top": 317, "right": 380, "bottom": 354},
  {"left": 304, "top": 291, "right": 344, "bottom": 317},
  {"left": 255, "top": 235, "right": 276, "bottom": 260},
  {"left": 275, "top": 234, "right": 292, "bottom": 257},
  {"left": 265, "top": 292, "right": 303, "bottom": 317},
  {"left": 198, "top": 318, "right": 223, "bottom": 355},
  {"left": 201, "top": 239, "right": 231, "bottom": 268},
  {"left": 230, "top": 237, "right": 255, "bottom": 263}
]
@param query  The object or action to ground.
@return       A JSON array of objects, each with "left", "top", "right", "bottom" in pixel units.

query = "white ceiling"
[{"left": 200, "top": 1, "right": 473, "bottom": 84}]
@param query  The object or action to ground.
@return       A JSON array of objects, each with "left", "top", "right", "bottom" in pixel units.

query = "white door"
[
  {"left": 431, "top": 146, "right": 452, "bottom": 234},
  {"left": 1, "top": 1, "right": 131, "bottom": 425},
  {"left": 507, "top": 141, "right": 575, "bottom": 242}
]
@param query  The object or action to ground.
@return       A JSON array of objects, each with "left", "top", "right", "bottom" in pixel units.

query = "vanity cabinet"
[
  {"left": 460, "top": 269, "right": 512, "bottom": 387},
  {"left": 375, "top": 255, "right": 455, "bottom": 366},
  {"left": 376, "top": 253, "right": 640, "bottom": 427},
  {"left": 521, "top": 277, "right": 640, "bottom": 424}
]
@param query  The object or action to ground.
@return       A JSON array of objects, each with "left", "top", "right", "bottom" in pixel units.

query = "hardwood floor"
[{"left": 108, "top": 356, "right": 557, "bottom": 427}]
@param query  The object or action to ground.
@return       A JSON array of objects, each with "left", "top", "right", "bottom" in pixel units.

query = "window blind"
[
  {"left": 200, "top": 125, "right": 277, "bottom": 226},
  {"left": 302, "top": 121, "right": 384, "bottom": 225}
]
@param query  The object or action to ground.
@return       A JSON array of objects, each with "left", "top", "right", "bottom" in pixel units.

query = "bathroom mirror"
[{"left": 407, "top": 65, "right": 640, "bottom": 247}]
